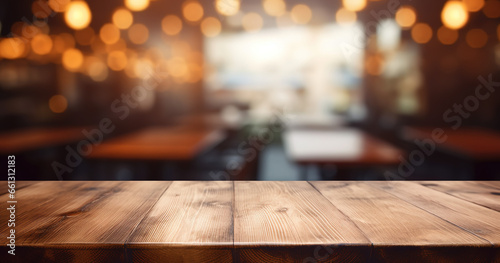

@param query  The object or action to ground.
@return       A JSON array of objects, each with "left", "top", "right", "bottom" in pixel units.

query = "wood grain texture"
[
  {"left": 1, "top": 181, "right": 170, "bottom": 263},
  {"left": 1, "top": 181, "right": 121, "bottom": 263},
  {"left": 285, "top": 129, "right": 403, "bottom": 166},
  {"left": 373, "top": 181, "right": 500, "bottom": 261},
  {"left": 234, "top": 181, "right": 371, "bottom": 262},
  {"left": 127, "top": 181, "right": 233, "bottom": 263},
  {"left": 2, "top": 181, "right": 500, "bottom": 263},
  {"left": 0, "top": 181, "right": 40, "bottom": 196},
  {"left": 419, "top": 181, "right": 500, "bottom": 212},
  {"left": 311, "top": 181, "right": 492, "bottom": 263},
  {"left": 477, "top": 181, "right": 500, "bottom": 190},
  {"left": 87, "top": 126, "right": 225, "bottom": 161},
  {"left": 0, "top": 126, "right": 90, "bottom": 154}
]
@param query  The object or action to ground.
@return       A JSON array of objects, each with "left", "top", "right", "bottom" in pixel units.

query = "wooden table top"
[
  {"left": 403, "top": 127, "right": 500, "bottom": 161},
  {"left": 0, "top": 126, "right": 90, "bottom": 154},
  {"left": 87, "top": 126, "right": 225, "bottom": 161},
  {"left": 2, "top": 181, "right": 499, "bottom": 262},
  {"left": 284, "top": 129, "right": 403, "bottom": 166}
]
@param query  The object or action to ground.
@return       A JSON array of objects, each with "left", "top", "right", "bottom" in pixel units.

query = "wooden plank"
[
  {"left": 127, "top": 181, "right": 234, "bottom": 262},
  {"left": 234, "top": 181, "right": 371, "bottom": 263},
  {"left": 419, "top": 181, "right": 500, "bottom": 212},
  {"left": 1, "top": 181, "right": 170, "bottom": 263},
  {"left": 1, "top": 181, "right": 120, "bottom": 262},
  {"left": 372, "top": 182, "right": 500, "bottom": 246},
  {"left": 0, "top": 181, "right": 93, "bottom": 238},
  {"left": 0, "top": 181, "right": 40, "bottom": 196},
  {"left": 3, "top": 181, "right": 500, "bottom": 262},
  {"left": 311, "top": 181, "right": 492, "bottom": 262},
  {"left": 477, "top": 181, "right": 500, "bottom": 190}
]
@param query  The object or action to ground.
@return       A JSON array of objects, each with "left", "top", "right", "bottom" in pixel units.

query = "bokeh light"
[
  {"left": 113, "top": 8, "right": 134, "bottom": 29},
  {"left": 263, "top": 0, "right": 286, "bottom": 17},
  {"left": 133, "top": 57, "right": 154, "bottom": 79},
  {"left": 215, "top": 0, "right": 240, "bottom": 16},
  {"left": 62, "top": 48, "right": 84, "bottom": 71},
  {"left": 49, "top": 0, "right": 71, "bottom": 13},
  {"left": 162, "top": 15, "right": 183, "bottom": 36},
  {"left": 343, "top": 0, "right": 367, "bottom": 12},
  {"left": 183, "top": 1, "right": 204, "bottom": 22},
  {"left": 49, "top": 95, "right": 68, "bottom": 113},
  {"left": 463, "top": 0, "right": 485, "bottom": 12},
  {"left": 64, "top": 1, "right": 92, "bottom": 30},
  {"left": 32, "top": 0, "right": 51, "bottom": 19},
  {"left": 290, "top": 4, "right": 312, "bottom": 25},
  {"left": 201, "top": 17, "right": 222, "bottom": 37},
  {"left": 85, "top": 56, "right": 109, "bottom": 82},
  {"left": 411, "top": 23, "right": 433, "bottom": 44},
  {"left": 100, "top": 23, "right": 121, "bottom": 45},
  {"left": 466, "top": 28, "right": 488, "bottom": 48},
  {"left": 336, "top": 8, "right": 357, "bottom": 25},
  {"left": 107, "top": 50, "right": 128, "bottom": 71},
  {"left": 441, "top": 1, "right": 469, "bottom": 29},
  {"left": 125, "top": 0, "right": 150, "bottom": 12},
  {"left": 186, "top": 63, "right": 203, "bottom": 83},
  {"left": 167, "top": 57, "right": 188, "bottom": 78},
  {"left": 128, "top": 24, "right": 149, "bottom": 44},
  {"left": 242, "top": 12, "right": 263, "bottom": 32},
  {"left": 52, "top": 35, "right": 66, "bottom": 54},
  {"left": 31, "top": 34, "right": 53, "bottom": 55},
  {"left": 483, "top": 0, "right": 500, "bottom": 18},
  {"left": 395, "top": 6, "right": 416, "bottom": 28},
  {"left": 0, "top": 38, "right": 26, "bottom": 59},
  {"left": 365, "top": 55, "right": 384, "bottom": 76},
  {"left": 437, "top": 26, "right": 458, "bottom": 45}
]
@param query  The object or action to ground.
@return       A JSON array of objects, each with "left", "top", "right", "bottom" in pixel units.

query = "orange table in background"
[
  {"left": 403, "top": 127, "right": 500, "bottom": 161},
  {"left": 0, "top": 126, "right": 90, "bottom": 154},
  {"left": 87, "top": 125, "right": 225, "bottom": 161}
]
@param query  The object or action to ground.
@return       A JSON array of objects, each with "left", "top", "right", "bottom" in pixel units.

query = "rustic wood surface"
[
  {"left": 1, "top": 181, "right": 499, "bottom": 262},
  {"left": 417, "top": 181, "right": 500, "bottom": 212},
  {"left": 87, "top": 126, "right": 225, "bottom": 161},
  {"left": 234, "top": 181, "right": 371, "bottom": 262},
  {"left": 128, "top": 181, "right": 233, "bottom": 262},
  {"left": 0, "top": 126, "right": 91, "bottom": 154},
  {"left": 284, "top": 129, "right": 403, "bottom": 166}
]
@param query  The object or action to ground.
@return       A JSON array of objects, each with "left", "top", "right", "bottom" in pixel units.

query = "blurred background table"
[
  {"left": 88, "top": 125, "right": 225, "bottom": 161},
  {"left": 403, "top": 127, "right": 500, "bottom": 179},
  {"left": 0, "top": 126, "right": 89, "bottom": 154},
  {"left": 403, "top": 127, "right": 500, "bottom": 161},
  {"left": 285, "top": 128, "right": 403, "bottom": 179},
  {"left": 86, "top": 125, "right": 225, "bottom": 180}
]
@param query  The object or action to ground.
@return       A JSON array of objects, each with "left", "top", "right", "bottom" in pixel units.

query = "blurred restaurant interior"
[{"left": 1, "top": 0, "right": 500, "bottom": 181}]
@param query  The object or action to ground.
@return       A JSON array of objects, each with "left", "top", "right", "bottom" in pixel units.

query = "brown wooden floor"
[{"left": 1, "top": 181, "right": 500, "bottom": 262}]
